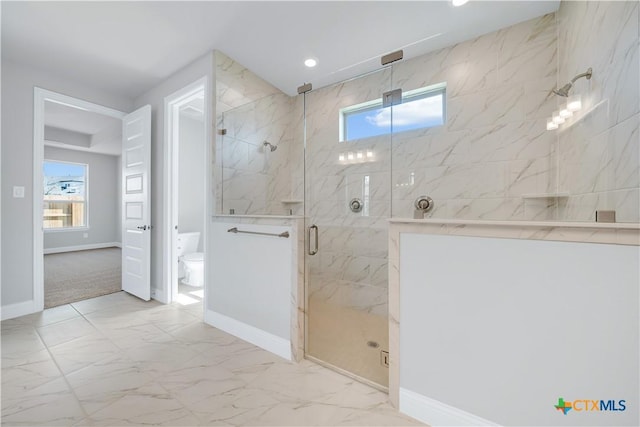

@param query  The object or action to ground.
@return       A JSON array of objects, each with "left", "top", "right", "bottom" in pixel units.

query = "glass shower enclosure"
[{"left": 304, "top": 68, "right": 393, "bottom": 388}]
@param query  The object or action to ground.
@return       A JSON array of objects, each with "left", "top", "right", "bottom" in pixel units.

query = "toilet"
[{"left": 177, "top": 232, "right": 204, "bottom": 287}]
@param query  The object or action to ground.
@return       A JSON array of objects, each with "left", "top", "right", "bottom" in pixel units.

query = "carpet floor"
[{"left": 44, "top": 247, "right": 121, "bottom": 308}]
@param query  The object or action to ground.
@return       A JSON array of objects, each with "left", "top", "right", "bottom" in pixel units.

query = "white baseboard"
[
  {"left": 399, "top": 388, "right": 500, "bottom": 427},
  {"left": 44, "top": 242, "right": 121, "bottom": 254},
  {"left": 205, "top": 309, "right": 291, "bottom": 361},
  {"left": 150, "top": 288, "right": 168, "bottom": 304},
  {"left": 1, "top": 300, "right": 37, "bottom": 321}
]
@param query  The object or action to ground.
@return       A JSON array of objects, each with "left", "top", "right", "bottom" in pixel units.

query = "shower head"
[
  {"left": 552, "top": 83, "right": 572, "bottom": 97},
  {"left": 263, "top": 141, "right": 277, "bottom": 152},
  {"left": 552, "top": 67, "right": 593, "bottom": 97}
]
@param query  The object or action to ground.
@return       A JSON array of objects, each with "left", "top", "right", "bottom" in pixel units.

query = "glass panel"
[
  {"left": 43, "top": 161, "right": 87, "bottom": 229},
  {"left": 342, "top": 85, "right": 445, "bottom": 142},
  {"left": 343, "top": 105, "right": 391, "bottom": 141},
  {"left": 218, "top": 92, "right": 299, "bottom": 216},
  {"left": 304, "top": 68, "right": 392, "bottom": 388},
  {"left": 390, "top": 58, "right": 451, "bottom": 220}
]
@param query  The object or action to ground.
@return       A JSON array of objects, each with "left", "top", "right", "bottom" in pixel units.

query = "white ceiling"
[
  {"left": 44, "top": 101, "right": 122, "bottom": 156},
  {"left": 2, "top": 1, "right": 560, "bottom": 98}
]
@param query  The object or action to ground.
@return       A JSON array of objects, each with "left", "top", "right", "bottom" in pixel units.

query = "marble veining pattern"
[
  {"left": 208, "top": 4, "right": 638, "bottom": 402},
  {"left": 303, "top": 13, "right": 562, "bottom": 343},
  {"left": 1, "top": 291, "right": 422, "bottom": 426},
  {"left": 556, "top": 1, "right": 640, "bottom": 222},
  {"left": 215, "top": 51, "right": 302, "bottom": 217}
]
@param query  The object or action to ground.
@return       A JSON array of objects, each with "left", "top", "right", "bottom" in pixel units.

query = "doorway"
[
  {"left": 33, "top": 89, "right": 127, "bottom": 310},
  {"left": 164, "top": 78, "right": 208, "bottom": 305}
]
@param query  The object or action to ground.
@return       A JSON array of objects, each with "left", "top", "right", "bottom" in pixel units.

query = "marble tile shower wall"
[
  {"left": 219, "top": 93, "right": 295, "bottom": 215},
  {"left": 305, "top": 69, "right": 393, "bottom": 317},
  {"left": 304, "top": 14, "right": 559, "bottom": 317},
  {"left": 391, "top": 13, "right": 558, "bottom": 220},
  {"left": 211, "top": 6, "right": 639, "bottom": 318},
  {"left": 555, "top": 1, "right": 639, "bottom": 222},
  {"left": 214, "top": 51, "right": 300, "bottom": 215}
]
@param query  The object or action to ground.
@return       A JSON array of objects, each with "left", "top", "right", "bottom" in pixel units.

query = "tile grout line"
[
  {"left": 52, "top": 299, "right": 177, "bottom": 421},
  {"left": 32, "top": 324, "right": 91, "bottom": 422}
]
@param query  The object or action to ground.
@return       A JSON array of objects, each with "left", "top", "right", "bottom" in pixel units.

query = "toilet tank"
[{"left": 177, "top": 232, "right": 200, "bottom": 256}]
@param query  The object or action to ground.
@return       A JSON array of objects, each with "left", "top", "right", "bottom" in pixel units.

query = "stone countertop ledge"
[{"left": 388, "top": 218, "right": 640, "bottom": 230}]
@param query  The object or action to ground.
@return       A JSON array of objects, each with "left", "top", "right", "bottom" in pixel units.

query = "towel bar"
[{"left": 227, "top": 227, "right": 289, "bottom": 238}]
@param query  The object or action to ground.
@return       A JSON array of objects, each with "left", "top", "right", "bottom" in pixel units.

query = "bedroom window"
[
  {"left": 43, "top": 160, "right": 88, "bottom": 230},
  {"left": 340, "top": 83, "right": 446, "bottom": 142}
]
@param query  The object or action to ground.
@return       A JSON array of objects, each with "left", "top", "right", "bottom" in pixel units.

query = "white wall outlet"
[
  {"left": 12, "top": 186, "right": 25, "bottom": 198},
  {"left": 83, "top": 233, "right": 89, "bottom": 238}
]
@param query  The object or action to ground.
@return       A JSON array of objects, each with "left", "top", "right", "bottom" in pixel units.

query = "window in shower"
[
  {"left": 43, "top": 160, "right": 88, "bottom": 229},
  {"left": 340, "top": 83, "right": 446, "bottom": 142}
]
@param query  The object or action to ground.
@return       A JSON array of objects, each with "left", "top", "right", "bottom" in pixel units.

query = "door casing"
[
  {"left": 163, "top": 77, "right": 209, "bottom": 304},
  {"left": 33, "top": 88, "right": 126, "bottom": 311}
]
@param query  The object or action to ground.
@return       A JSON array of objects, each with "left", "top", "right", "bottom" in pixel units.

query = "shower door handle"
[{"left": 308, "top": 224, "right": 318, "bottom": 256}]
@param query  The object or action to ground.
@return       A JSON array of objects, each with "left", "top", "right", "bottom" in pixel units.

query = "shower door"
[{"left": 304, "top": 68, "right": 393, "bottom": 388}]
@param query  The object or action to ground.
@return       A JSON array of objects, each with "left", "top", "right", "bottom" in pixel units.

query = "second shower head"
[
  {"left": 263, "top": 141, "right": 277, "bottom": 152},
  {"left": 552, "top": 67, "right": 593, "bottom": 97},
  {"left": 552, "top": 83, "right": 573, "bottom": 97}
]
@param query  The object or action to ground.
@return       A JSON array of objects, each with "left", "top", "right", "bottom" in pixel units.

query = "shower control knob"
[
  {"left": 414, "top": 196, "right": 434, "bottom": 212},
  {"left": 349, "top": 198, "right": 363, "bottom": 213}
]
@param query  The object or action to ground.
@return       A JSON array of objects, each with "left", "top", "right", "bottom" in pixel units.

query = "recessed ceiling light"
[
  {"left": 452, "top": 0, "right": 469, "bottom": 6},
  {"left": 304, "top": 58, "right": 317, "bottom": 68}
]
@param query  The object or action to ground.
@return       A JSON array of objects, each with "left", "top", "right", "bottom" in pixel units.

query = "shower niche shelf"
[
  {"left": 281, "top": 199, "right": 303, "bottom": 204},
  {"left": 521, "top": 192, "right": 570, "bottom": 199}
]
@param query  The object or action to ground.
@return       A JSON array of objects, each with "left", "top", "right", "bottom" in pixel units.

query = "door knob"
[{"left": 137, "top": 225, "right": 147, "bottom": 230}]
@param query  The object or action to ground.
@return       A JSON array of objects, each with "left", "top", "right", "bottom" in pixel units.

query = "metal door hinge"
[
  {"left": 382, "top": 89, "right": 402, "bottom": 108},
  {"left": 381, "top": 50, "right": 403, "bottom": 66},
  {"left": 297, "top": 83, "right": 312, "bottom": 94}
]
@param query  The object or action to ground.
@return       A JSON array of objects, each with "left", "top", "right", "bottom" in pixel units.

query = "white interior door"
[{"left": 122, "top": 105, "right": 152, "bottom": 301}]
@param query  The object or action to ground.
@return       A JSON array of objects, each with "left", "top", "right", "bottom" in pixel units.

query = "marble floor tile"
[
  {"left": 1, "top": 348, "right": 52, "bottom": 371},
  {"left": 1, "top": 351, "right": 62, "bottom": 395},
  {"left": 3, "top": 304, "right": 81, "bottom": 328},
  {"left": 80, "top": 382, "right": 199, "bottom": 426},
  {"left": 48, "top": 334, "right": 122, "bottom": 375},
  {"left": 66, "top": 356, "right": 157, "bottom": 415},
  {"left": 36, "top": 316, "right": 99, "bottom": 348},
  {"left": 1, "top": 327, "right": 46, "bottom": 355},
  {"left": 1, "top": 377, "right": 86, "bottom": 426},
  {"left": 2, "top": 290, "right": 422, "bottom": 426}
]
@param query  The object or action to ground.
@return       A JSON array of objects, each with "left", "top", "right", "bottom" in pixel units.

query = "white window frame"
[
  {"left": 339, "top": 82, "right": 447, "bottom": 142},
  {"left": 43, "top": 159, "right": 90, "bottom": 232}
]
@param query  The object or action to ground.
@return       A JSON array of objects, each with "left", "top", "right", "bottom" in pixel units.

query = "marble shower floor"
[
  {"left": 1, "top": 290, "right": 422, "bottom": 426},
  {"left": 307, "top": 298, "right": 389, "bottom": 388}
]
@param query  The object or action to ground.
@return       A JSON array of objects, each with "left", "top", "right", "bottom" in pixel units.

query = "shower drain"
[{"left": 366, "top": 340, "right": 380, "bottom": 348}]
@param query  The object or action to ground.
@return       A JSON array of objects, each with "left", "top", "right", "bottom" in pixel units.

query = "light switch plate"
[{"left": 13, "top": 186, "right": 25, "bottom": 198}]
